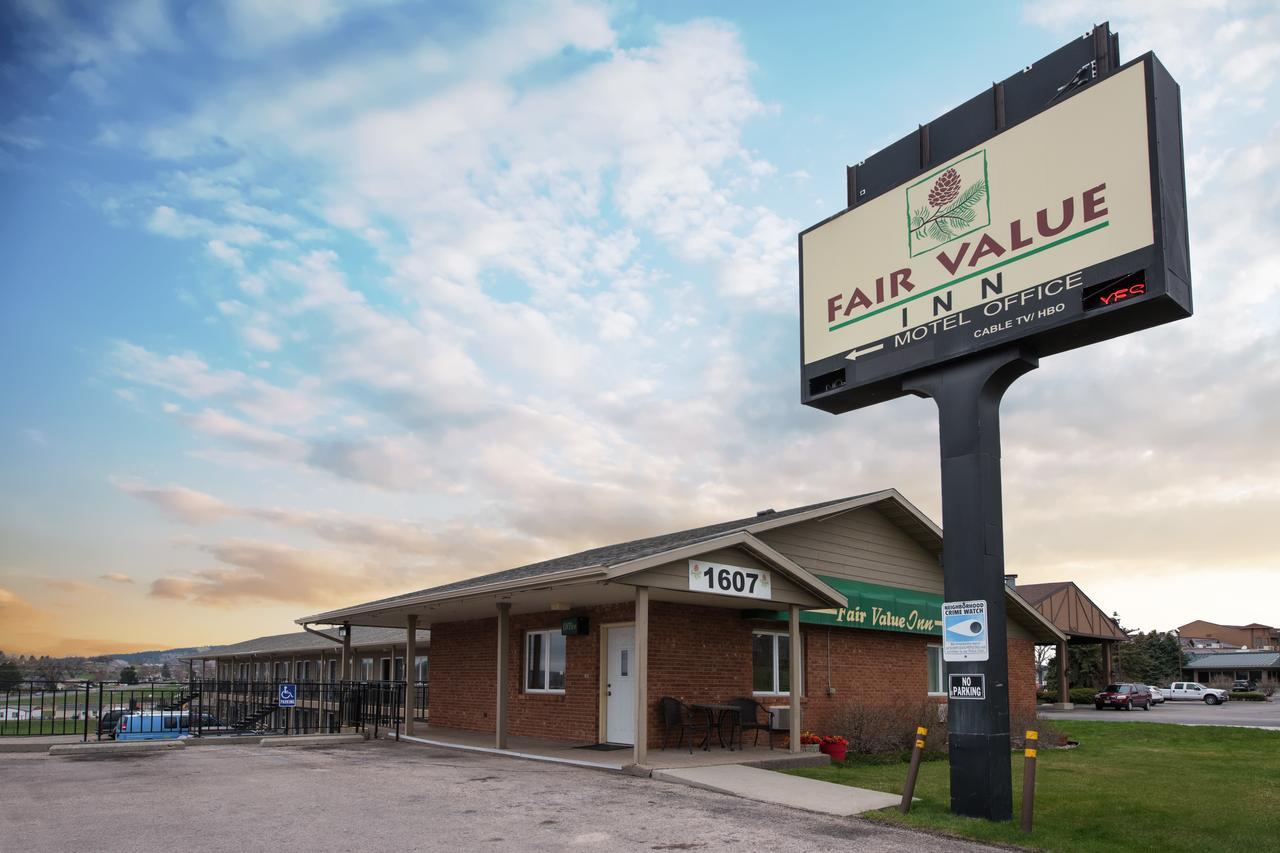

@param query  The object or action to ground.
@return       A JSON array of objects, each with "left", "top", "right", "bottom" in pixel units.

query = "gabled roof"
[
  {"left": 183, "top": 627, "right": 430, "bottom": 661},
  {"left": 1015, "top": 581, "right": 1070, "bottom": 606},
  {"left": 299, "top": 490, "right": 933, "bottom": 624},
  {"left": 1014, "top": 581, "right": 1126, "bottom": 641},
  {"left": 1184, "top": 651, "right": 1280, "bottom": 669}
]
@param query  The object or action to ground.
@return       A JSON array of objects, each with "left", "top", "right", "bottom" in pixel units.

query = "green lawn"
[
  {"left": 786, "top": 721, "right": 1280, "bottom": 852},
  {"left": 0, "top": 720, "right": 89, "bottom": 736}
]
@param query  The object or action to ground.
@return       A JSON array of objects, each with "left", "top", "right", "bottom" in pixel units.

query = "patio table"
[{"left": 689, "top": 703, "right": 741, "bottom": 751}]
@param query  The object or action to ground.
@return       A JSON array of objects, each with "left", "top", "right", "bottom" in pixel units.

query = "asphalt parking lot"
[
  {"left": 1040, "top": 697, "right": 1278, "bottom": 728},
  {"left": 0, "top": 739, "right": 999, "bottom": 853}
]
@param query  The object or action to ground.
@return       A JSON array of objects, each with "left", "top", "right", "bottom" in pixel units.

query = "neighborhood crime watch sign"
[
  {"left": 799, "top": 54, "right": 1191, "bottom": 414},
  {"left": 688, "top": 560, "right": 772, "bottom": 600},
  {"left": 942, "top": 600, "right": 989, "bottom": 662}
]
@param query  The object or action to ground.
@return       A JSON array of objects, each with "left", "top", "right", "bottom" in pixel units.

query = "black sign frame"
[{"left": 799, "top": 44, "right": 1191, "bottom": 415}]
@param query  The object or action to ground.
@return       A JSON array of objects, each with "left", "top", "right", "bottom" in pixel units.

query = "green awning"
[{"left": 744, "top": 576, "right": 942, "bottom": 636}]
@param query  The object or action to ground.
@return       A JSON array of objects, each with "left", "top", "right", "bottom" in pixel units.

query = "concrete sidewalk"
[{"left": 653, "top": 763, "right": 900, "bottom": 816}]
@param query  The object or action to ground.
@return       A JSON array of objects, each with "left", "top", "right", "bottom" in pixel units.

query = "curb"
[
  {"left": 259, "top": 733, "right": 368, "bottom": 748},
  {"left": 49, "top": 740, "right": 187, "bottom": 757}
]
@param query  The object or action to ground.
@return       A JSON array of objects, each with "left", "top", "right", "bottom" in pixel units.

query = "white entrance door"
[{"left": 606, "top": 626, "right": 636, "bottom": 745}]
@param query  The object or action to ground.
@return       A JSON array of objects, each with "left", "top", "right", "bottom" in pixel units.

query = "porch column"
[
  {"left": 1055, "top": 640, "right": 1072, "bottom": 710},
  {"left": 405, "top": 614, "right": 418, "bottom": 736},
  {"left": 341, "top": 622, "right": 352, "bottom": 681},
  {"left": 788, "top": 604, "right": 802, "bottom": 754},
  {"left": 634, "top": 586, "right": 650, "bottom": 767},
  {"left": 496, "top": 602, "right": 511, "bottom": 749},
  {"left": 1101, "top": 641, "right": 1114, "bottom": 686}
]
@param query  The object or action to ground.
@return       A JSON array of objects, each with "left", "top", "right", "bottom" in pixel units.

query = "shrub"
[
  {"left": 1037, "top": 687, "right": 1102, "bottom": 704},
  {"left": 1259, "top": 683, "right": 1276, "bottom": 697},
  {"left": 1011, "top": 711, "right": 1066, "bottom": 747},
  {"left": 825, "top": 701, "right": 946, "bottom": 758},
  {"left": 1231, "top": 691, "right": 1266, "bottom": 701}
]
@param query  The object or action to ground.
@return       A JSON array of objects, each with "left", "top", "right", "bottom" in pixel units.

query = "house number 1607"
[{"left": 688, "top": 561, "right": 772, "bottom": 600}]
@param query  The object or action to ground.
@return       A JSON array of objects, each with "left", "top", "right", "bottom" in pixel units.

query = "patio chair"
[
  {"left": 658, "top": 697, "right": 698, "bottom": 754},
  {"left": 729, "top": 697, "right": 774, "bottom": 749}
]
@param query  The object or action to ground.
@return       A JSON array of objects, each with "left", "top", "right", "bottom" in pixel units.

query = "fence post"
[
  {"left": 1020, "top": 730, "right": 1038, "bottom": 834},
  {"left": 95, "top": 682, "right": 104, "bottom": 741},
  {"left": 899, "top": 726, "right": 928, "bottom": 814}
]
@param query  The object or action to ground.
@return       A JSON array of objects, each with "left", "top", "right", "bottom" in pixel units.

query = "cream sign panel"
[{"left": 801, "top": 62, "right": 1155, "bottom": 365}]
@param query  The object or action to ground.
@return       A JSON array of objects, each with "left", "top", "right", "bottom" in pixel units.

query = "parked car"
[
  {"left": 1166, "top": 681, "right": 1230, "bottom": 704},
  {"left": 1094, "top": 683, "right": 1152, "bottom": 711},
  {"left": 1146, "top": 686, "right": 1165, "bottom": 704},
  {"left": 1232, "top": 679, "right": 1257, "bottom": 692},
  {"left": 97, "top": 709, "right": 128, "bottom": 739},
  {"left": 116, "top": 711, "right": 190, "bottom": 741}
]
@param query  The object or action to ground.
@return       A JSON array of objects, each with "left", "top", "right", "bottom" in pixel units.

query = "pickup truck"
[{"left": 1166, "top": 681, "right": 1229, "bottom": 704}]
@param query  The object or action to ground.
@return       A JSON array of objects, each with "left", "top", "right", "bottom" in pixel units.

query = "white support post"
[
  {"left": 634, "top": 586, "right": 650, "bottom": 767},
  {"left": 788, "top": 604, "right": 802, "bottom": 754},
  {"left": 496, "top": 602, "right": 511, "bottom": 749},
  {"left": 405, "top": 614, "right": 418, "bottom": 736}
]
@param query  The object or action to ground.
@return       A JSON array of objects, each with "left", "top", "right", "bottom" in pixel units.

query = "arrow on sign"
[{"left": 845, "top": 343, "right": 885, "bottom": 361}]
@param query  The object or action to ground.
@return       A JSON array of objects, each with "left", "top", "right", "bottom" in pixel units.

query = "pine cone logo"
[
  {"left": 928, "top": 168, "right": 961, "bottom": 208},
  {"left": 907, "top": 150, "right": 990, "bottom": 256}
]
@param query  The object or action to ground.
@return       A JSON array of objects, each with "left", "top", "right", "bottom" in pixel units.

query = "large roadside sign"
[
  {"left": 795, "top": 24, "right": 1191, "bottom": 822},
  {"left": 800, "top": 50, "right": 1191, "bottom": 413}
]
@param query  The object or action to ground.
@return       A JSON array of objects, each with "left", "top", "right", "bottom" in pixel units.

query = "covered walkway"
[{"left": 396, "top": 722, "right": 829, "bottom": 772}]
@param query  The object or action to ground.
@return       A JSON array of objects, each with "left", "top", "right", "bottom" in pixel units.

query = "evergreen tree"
[
  {"left": 119, "top": 666, "right": 139, "bottom": 685},
  {"left": 0, "top": 659, "right": 22, "bottom": 691}
]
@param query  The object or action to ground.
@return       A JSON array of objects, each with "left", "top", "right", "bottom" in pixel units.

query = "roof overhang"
[
  {"left": 298, "top": 533, "right": 847, "bottom": 629},
  {"left": 1005, "top": 586, "right": 1067, "bottom": 644},
  {"left": 603, "top": 530, "right": 847, "bottom": 609}
]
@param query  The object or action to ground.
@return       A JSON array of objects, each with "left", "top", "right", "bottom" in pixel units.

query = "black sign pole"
[{"left": 903, "top": 344, "right": 1037, "bottom": 821}]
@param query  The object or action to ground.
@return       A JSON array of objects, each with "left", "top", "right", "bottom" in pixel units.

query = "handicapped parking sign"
[
  {"left": 278, "top": 683, "right": 297, "bottom": 708},
  {"left": 942, "top": 600, "right": 989, "bottom": 662}
]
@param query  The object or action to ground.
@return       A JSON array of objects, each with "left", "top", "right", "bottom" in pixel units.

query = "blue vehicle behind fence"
[{"left": 116, "top": 711, "right": 190, "bottom": 741}]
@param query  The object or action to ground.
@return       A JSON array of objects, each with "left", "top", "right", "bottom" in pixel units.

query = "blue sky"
[{"left": 2, "top": 0, "right": 1278, "bottom": 655}]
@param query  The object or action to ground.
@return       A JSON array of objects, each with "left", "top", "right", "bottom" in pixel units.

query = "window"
[
  {"left": 525, "top": 630, "right": 566, "bottom": 692},
  {"left": 360, "top": 658, "right": 373, "bottom": 681},
  {"left": 414, "top": 656, "right": 428, "bottom": 683},
  {"left": 394, "top": 658, "right": 406, "bottom": 682},
  {"left": 326, "top": 659, "right": 338, "bottom": 683},
  {"left": 927, "top": 645, "right": 944, "bottom": 695},
  {"left": 752, "top": 632, "right": 791, "bottom": 695}
]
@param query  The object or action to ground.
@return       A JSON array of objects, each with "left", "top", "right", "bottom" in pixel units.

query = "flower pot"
[
  {"left": 802, "top": 743, "right": 820, "bottom": 753},
  {"left": 824, "top": 744, "right": 847, "bottom": 762}
]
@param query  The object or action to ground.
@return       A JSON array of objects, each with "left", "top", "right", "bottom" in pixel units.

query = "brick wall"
[{"left": 428, "top": 600, "right": 1040, "bottom": 743}]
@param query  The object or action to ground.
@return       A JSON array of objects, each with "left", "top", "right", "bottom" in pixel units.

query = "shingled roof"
[
  {"left": 1184, "top": 651, "right": 1280, "bottom": 669},
  {"left": 298, "top": 489, "right": 944, "bottom": 625},
  {"left": 186, "top": 626, "right": 430, "bottom": 661},
  {"left": 305, "top": 492, "right": 896, "bottom": 618}
]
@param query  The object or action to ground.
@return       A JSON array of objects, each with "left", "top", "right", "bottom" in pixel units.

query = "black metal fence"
[{"left": 1, "top": 680, "right": 423, "bottom": 740}]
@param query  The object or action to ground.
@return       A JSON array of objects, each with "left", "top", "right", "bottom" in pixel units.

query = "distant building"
[
  {"left": 1182, "top": 650, "right": 1280, "bottom": 687},
  {"left": 1176, "top": 620, "right": 1278, "bottom": 651},
  {"left": 182, "top": 627, "right": 430, "bottom": 685}
]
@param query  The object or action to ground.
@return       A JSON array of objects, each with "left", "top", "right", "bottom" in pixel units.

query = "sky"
[{"left": 1, "top": 0, "right": 1277, "bottom": 657}]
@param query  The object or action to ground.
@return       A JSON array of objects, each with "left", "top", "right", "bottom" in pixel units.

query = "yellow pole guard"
[
  {"left": 1026, "top": 730, "right": 1038, "bottom": 740},
  {"left": 1024, "top": 748, "right": 1037, "bottom": 758},
  {"left": 916, "top": 726, "right": 929, "bottom": 736},
  {"left": 915, "top": 739, "right": 926, "bottom": 749}
]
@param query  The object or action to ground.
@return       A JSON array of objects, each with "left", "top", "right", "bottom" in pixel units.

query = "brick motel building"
[{"left": 298, "top": 490, "right": 1063, "bottom": 765}]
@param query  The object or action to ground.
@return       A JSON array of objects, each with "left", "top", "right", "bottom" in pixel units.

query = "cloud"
[
  {"left": 99, "top": 572, "right": 135, "bottom": 584},
  {"left": 10, "top": 0, "right": 181, "bottom": 101},
  {"left": 115, "top": 480, "right": 234, "bottom": 524},
  {"left": 149, "top": 539, "right": 395, "bottom": 606}
]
